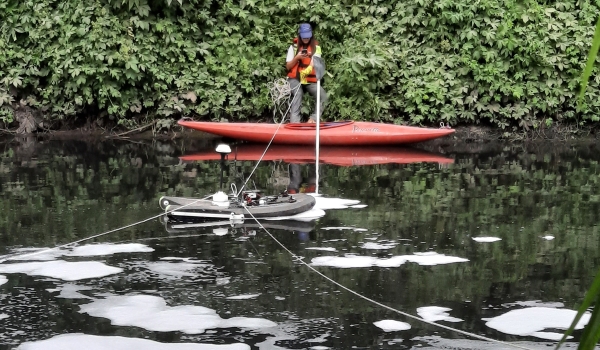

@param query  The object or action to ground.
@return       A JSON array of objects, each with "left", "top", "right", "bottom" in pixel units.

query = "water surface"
[{"left": 0, "top": 137, "right": 598, "bottom": 349}]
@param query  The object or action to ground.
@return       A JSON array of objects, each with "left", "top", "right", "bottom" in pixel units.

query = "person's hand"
[{"left": 295, "top": 51, "right": 308, "bottom": 60}]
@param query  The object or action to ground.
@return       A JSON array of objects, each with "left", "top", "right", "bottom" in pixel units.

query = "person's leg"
[
  {"left": 287, "top": 163, "right": 302, "bottom": 194},
  {"left": 304, "top": 163, "right": 318, "bottom": 193},
  {"left": 287, "top": 78, "right": 304, "bottom": 123},
  {"left": 304, "top": 82, "right": 328, "bottom": 122}
]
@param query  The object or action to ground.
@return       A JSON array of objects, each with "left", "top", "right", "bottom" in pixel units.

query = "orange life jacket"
[{"left": 287, "top": 38, "right": 319, "bottom": 84}]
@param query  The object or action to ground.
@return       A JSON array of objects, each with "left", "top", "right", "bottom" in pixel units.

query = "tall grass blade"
[
  {"left": 578, "top": 16, "right": 600, "bottom": 106},
  {"left": 555, "top": 267, "right": 600, "bottom": 349},
  {"left": 578, "top": 305, "right": 600, "bottom": 350}
]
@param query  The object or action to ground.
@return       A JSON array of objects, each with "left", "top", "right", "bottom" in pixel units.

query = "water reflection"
[
  {"left": 0, "top": 138, "right": 598, "bottom": 349},
  {"left": 163, "top": 217, "right": 317, "bottom": 242},
  {"left": 179, "top": 144, "right": 455, "bottom": 166}
]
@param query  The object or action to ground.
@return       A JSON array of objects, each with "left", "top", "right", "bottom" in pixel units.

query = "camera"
[{"left": 301, "top": 49, "right": 307, "bottom": 55}]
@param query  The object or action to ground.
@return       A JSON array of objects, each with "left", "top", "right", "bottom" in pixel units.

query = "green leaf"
[
  {"left": 11, "top": 77, "right": 22, "bottom": 87},
  {"left": 579, "top": 307, "right": 600, "bottom": 350},
  {"left": 555, "top": 267, "right": 600, "bottom": 349}
]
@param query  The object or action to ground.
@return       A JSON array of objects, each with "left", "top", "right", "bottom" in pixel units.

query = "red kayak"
[
  {"left": 178, "top": 120, "right": 455, "bottom": 146},
  {"left": 180, "top": 144, "right": 454, "bottom": 166}
]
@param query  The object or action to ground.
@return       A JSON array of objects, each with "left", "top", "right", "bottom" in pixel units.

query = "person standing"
[{"left": 285, "top": 23, "right": 328, "bottom": 123}]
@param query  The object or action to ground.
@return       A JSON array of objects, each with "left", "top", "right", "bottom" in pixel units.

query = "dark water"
[{"left": 0, "top": 136, "right": 598, "bottom": 349}]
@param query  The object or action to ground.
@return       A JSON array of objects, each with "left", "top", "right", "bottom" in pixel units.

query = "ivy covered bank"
[{"left": 1, "top": 0, "right": 599, "bottom": 133}]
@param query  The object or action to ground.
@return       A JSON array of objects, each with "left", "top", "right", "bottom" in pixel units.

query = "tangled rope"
[
  {"left": 269, "top": 78, "right": 292, "bottom": 104},
  {"left": 268, "top": 78, "right": 300, "bottom": 123}
]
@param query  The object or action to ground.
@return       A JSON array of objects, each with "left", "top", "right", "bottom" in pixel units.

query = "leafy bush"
[{"left": 1, "top": 0, "right": 599, "bottom": 128}]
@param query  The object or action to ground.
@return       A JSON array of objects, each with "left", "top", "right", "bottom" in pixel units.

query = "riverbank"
[
  {"left": 1, "top": 121, "right": 599, "bottom": 166},
  {"left": 7, "top": 121, "right": 597, "bottom": 144}
]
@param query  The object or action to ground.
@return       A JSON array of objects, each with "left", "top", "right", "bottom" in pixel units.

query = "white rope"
[
  {"left": 235, "top": 79, "right": 301, "bottom": 197},
  {"left": 0, "top": 193, "right": 215, "bottom": 263},
  {"left": 242, "top": 206, "right": 535, "bottom": 350}
]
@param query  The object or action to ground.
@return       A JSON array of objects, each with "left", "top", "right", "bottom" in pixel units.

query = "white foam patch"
[
  {"left": 68, "top": 243, "right": 154, "bottom": 257},
  {"left": 350, "top": 204, "right": 368, "bottom": 209},
  {"left": 321, "top": 227, "right": 368, "bottom": 232},
  {"left": 373, "top": 320, "right": 411, "bottom": 332},
  {"left": 483, "top": 307, "right": 589, "bottom": 340},
  {"left": 252, "top": 325, "right": 301, "bottom": 349},
  {"left": 503, "top": 300, "right": 564, "bottom": 308},
  {"left": 542, "top": 236, "right": 555, "bottom": 240},
  {"left": 311, "top": 252, "right": 468, "bottom": 268},
  {"left": 310, "top": 195, "right": 361, "bottom": 210},
  {"left": 6, "top": 243, "right": 154, "bottom": 262},
  {"left": 530, "top": 332, "right": 568, "bottom": 341},
  {"left": 216, "top": 277, "right": 231, "bottom": 285},
  {"left": 306, "top": 332, "right": 329, "bottom": 345},
  {"left": 305, "top": 247, "right": 337, "bottom": 252},
  {"left": 472, "top": 237, "right": 501, "bottom": 243},
  {"left": 7, "top": 248, "right": 63, "bottom": 261},
  {"left": 146, "top": 258, "right": 213, "bottom": 279},
  {"left": 226, "top": 294, "right": 261, "bottom": 300},
  {"left": 47, "top": 284, "right": 93, "bottom": 299},
  {"left": 79, "top": 295, "right": 277, "bottom": 333},
  {"left": 0, "top": 275, "right": 7, "bottom": 286},
  {"left": 361, "top": 242, "right": 397, "bottom": 250},
  {"left": 0, "top": 261, "right": 122, "bottom": 281},
  {"left": 15, "top": 333, "right": 250, "bottom": 350},
  {"left": 417, "top": 306, "right": 463, "bottom": 323},
  {"left": 0, "top": 314, "right": 8, "bottom": 320}
]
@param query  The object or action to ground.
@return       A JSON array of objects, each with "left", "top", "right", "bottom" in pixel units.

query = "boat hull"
[
  {"left": 159, "top": 194, "right": 316, "bottom": 219},
  {"left": 179, "top": 144, "right": 454, "bottom": 166},
  {"left": 178, "top": 120, "right": 455, "bottom": 146}
]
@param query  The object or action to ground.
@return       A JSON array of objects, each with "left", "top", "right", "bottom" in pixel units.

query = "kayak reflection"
[{"left": 180, "top": 144, "right": 454, "bottom": 166}]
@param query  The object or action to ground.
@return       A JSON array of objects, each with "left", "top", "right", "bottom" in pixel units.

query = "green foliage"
[
  {"left": 1, "top": 0, "right": 600, "bottom": 127},
  {"left": 0, "top": 88, "right": 14, "bottom": 124}
]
